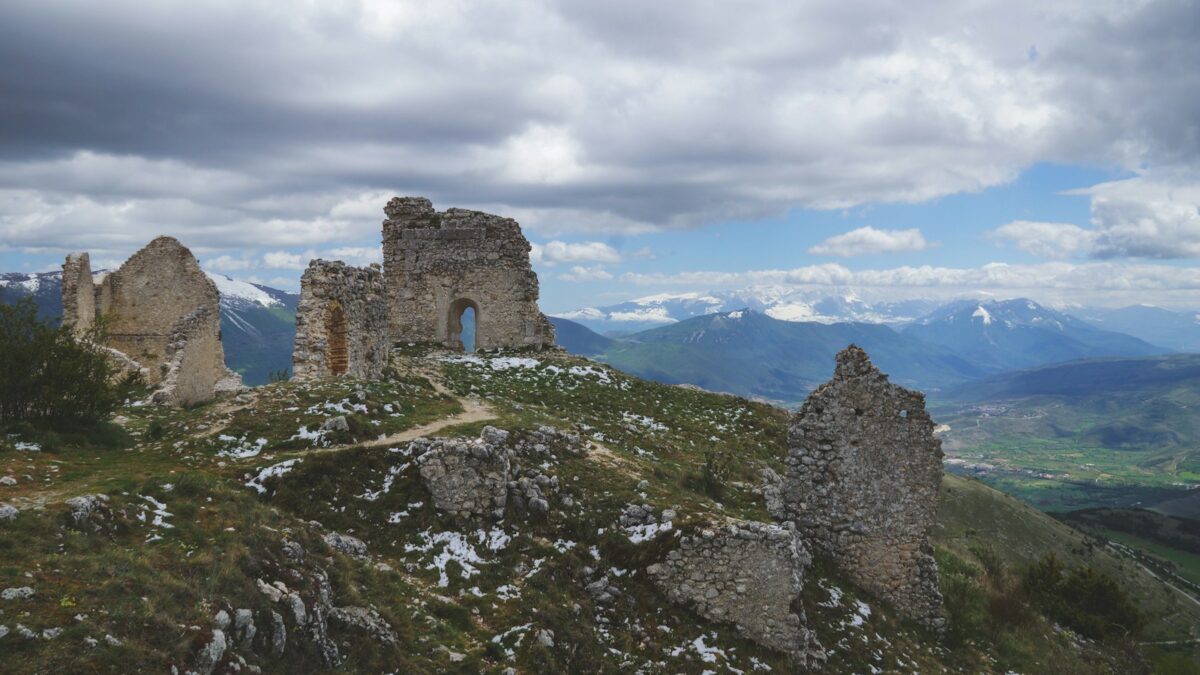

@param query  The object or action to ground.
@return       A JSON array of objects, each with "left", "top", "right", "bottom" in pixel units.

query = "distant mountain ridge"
[
  {"left": 903, "top": 298, "right": 1167, "bottom": 372},
  {"left": 565, "top": 309, "right": 987, "bottom": 404},
  {"left": 554, "top": 287, "right": 939, "bottom": 334}
]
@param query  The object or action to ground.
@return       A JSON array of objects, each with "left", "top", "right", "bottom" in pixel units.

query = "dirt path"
[{"left": 305, "top": 395, "right": 498, "bottom": 456}]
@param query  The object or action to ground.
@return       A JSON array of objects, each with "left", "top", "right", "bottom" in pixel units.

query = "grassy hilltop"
[{"left": 2, "top": 348, "right": 1198, "bottom": 673}]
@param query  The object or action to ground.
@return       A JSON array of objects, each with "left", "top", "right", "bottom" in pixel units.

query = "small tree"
[{"left": 0, "top": 297, "right": 134, "bottom": 426}]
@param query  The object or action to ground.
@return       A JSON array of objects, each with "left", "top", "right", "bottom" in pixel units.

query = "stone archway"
[
  {"left": 447, "top": 298, "right": 480, "bottom": 351},
  {"left": 325, "top": 300, "right": 349, "bottom": 376}
]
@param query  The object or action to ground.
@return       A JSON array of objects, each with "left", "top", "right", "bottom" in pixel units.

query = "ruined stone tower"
[
  {"left": 774, "top": 345, "right": 944, "bottom": 628},
  {"left": 292, "top": 260, "right": 390, "bottom": 380},
  {"left": 381, "top": 197, "right": 555, "bottom": 351},
  {"left": 62, "top": 237, "right": 241, "bottom": 406}
]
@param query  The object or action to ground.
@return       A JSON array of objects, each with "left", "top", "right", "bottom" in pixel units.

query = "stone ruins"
[
  {"left": 291, "top": 260, "right": 390, "bottom": 380},
  {"left": 291, "top": 196, "right": 555, "bottom": 379},
  {"left": 382, "top": 197, "right": 555, "bottom": 351},
  {"left": 61, "top": 237, "right": 242, "bottom": 406},
  {"left": 647, "top": 520, "right": 823, "bottom": 667},
  {"left": 772, "top": 345, "right": 945, "bottom": 628}
]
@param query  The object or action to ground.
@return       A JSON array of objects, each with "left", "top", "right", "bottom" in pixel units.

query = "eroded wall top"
[{"left": 381, "top": 197, "right": 554, "bottom": 350}]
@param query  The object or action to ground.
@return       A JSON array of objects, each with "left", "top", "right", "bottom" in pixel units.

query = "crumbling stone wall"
[
  {"left": 381, "top": 197, "right": 555, "bottom": 351},
  {"left": 776, "top": 345, "right": 944, "bottom": 627},
  {"left": 292, "top": 260, "right": 390, "bottom": 380},
  {"left": 61, "top": 236, "right": 240, "bottom": 405},
  {"left": 61, "top": 252, "right": 95, "bottom": 337},
  {"left": 414, "top": 427, "right": 511, "bottom": 519},
  {"left": 154, "top": 305, "right": 239, "bottom": 406},
  {"left": 647, "top": 520, "right": 822, "bottom": 665}
]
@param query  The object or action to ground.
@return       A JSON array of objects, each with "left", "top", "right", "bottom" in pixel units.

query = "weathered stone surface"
[
  {"left": 61, "top": 237, "right": 240, "bottom": 405},
  {"left": 0, "top": 504, "right": 17, "bottom": 521},
  {"left": 292, "top": 260, "right": 390, "bottom": 380},
  {"left": 778, "top": 345, "right": 945, "bottom": 628},
  {"left": 382, "top": 197, "right": 554, "bottom": 350},
  {"left": 328, "top": 606, "right": 397, "bottom": 645},
  {"left": 414, "top": 430, "right": 510, "bottom": 518},
  {"left": 323, "top": 531, "right": 368, "bottom": 557},
  {"left": 65, "top": 494, "right": 109, "bottom": 528},
  {"left": 61, "top": 252, "right": 95, "bottom": 337},
  {"left": 648, "top": 520, "right": 822, "bottom": 665},
  {"left": 1, "top": 587, "right": 35, "bottom": 600}
]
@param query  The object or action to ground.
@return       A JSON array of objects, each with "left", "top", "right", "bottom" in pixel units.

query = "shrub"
[
  {"left": 684, "top": 447, "right": 733, "bottom": 500},
  {"left": 1021, "top": 554, "right": 1145, "bottom": 641},
  {"left": 0, "top": 297, "right": 135, "bottom": 426}
]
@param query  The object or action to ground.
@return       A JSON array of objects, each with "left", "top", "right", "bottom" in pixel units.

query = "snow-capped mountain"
[
  {"left": 1, "top": 269, "right": 300, "bottom": 385},
  {"left": 903, "top": 298, "right": 1167, "bottom": 371},
  {"left": 554, "top": 286, "right": 938, "bottom": 335}
]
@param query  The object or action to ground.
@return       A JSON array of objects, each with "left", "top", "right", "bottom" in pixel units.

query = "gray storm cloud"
[{"left": 0, "top": 0, "right": 1197, "bottom": 254}]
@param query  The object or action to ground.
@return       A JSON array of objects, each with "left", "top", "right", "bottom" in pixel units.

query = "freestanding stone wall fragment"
[
  {"left": 292, "top": 260, "right": 390, "bottom": 380},
  {"left": 381, "top": 197, "right": 555, "bottom": 351},
  {"left": 61, "top": 252, "right": 95, "bottom": 337},
  {"left": 776, "top": 345, "right": 945, "bottom": 628},
  {"left": 648, "top": 520, "right": 822, "bottom": 665},
  {"left": 61, "top": 236, "right": 241, "bottom": 406},
  {"left": 414, "top": 427, "right": 512, "bottom": 519}
]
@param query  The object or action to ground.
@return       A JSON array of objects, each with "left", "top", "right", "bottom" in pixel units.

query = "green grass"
[{"left": 2, "top": 346, "right": 1198, "bottom": 673}]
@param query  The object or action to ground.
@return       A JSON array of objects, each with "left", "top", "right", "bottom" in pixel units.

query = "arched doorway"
[
  {"left": 447, "top": 298, "right": 479, "bottom": 352},
  {"left": 325, "top": 300, "right": 349, "bottom": 376}
]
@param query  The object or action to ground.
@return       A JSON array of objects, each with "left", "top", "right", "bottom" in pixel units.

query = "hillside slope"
[
  {"left": 2, "top": 348, "right": 1196, "bottom": 672},
  {"left": 933, "top": 354, "right": 1200, "bottom": 512}
]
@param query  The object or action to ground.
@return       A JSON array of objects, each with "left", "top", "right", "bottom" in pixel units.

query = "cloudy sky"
[{"left": 1, "top": 0, "right": 1198, "bottom": 312}]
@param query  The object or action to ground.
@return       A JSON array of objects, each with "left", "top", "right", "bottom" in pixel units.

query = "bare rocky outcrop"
[
  {"left": 647, "top": 520, "right": 823, "bottom": 666},
  {"left": 381, "top": 197, "right": 555, "bottom": 350},
  {"left": 776, "top": 345, "right": 945, "bottom": 628},
  {"left": 61, "top": 237, "right": 241, "bottom": 406},
  {"left": 292, "top": 260, "right": 390, "bottom": 380}
]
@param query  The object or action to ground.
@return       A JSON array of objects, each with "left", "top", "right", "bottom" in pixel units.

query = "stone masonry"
[
  {"left": 61, "top": 237, "right": 241, "bottom": 406},
  {"left": 292, "top": 260, "right": 390, "bottom": 380},
  {"left": 414, "top": 427, "right": 512, "bottom": 519},
  {"left": 647, "top": 520, "right": 823, "bottom": 666},
  {"left": 381, "top": 197, "right": 555, "bottom": 351},
  {"left": 775, "top": 345, "right": 945, "bottom": 628}
]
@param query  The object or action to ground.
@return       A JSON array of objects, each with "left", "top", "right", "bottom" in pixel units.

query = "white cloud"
[
  {"left": 0, "top": 0, "right": 1194, "bottom": 241},
  {"left": 1079, "top": 173, "right": 1200, "bottom": 259},
  {"left": 988, "top": 172, "right": 1200, "bottom": 260},
  {"left": 808, "top": 226, "right": 930, "bottom": 257},
  {"left": 262, "top": 250, "right": 312, "bottom": 270},
  {"left": 558, "top": 264, "right": 614, "bottom": 282},
  {"left": 618, "top": 260, "right": 1200, "bottom": 307},
  {"left": 988, "top": 220, "right": 1097, "bottom": 259},
  {"left": 205, "top": 254, "right": 256, "bottom": 272},
  {"left": 531, "top": 241, "right": 622, "bottom": 266},
  {"left": 326, "top": 246, "right": 383, "bottom": 265}
]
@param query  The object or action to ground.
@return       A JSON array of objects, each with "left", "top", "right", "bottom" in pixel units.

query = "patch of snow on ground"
[
  {"left": 405, "top": 528, "right": 511, "bottom": 586},
  {"left": 669, "top": 633, "right": 726, "bottom": 664},
  {"left": 972, "top": 306, "right": 993, "bottom": 325},
  {"left": 568, "top": 365, "right": 612, "bottom": 384},
  {"left": 13, "top": 442, "right": 40, "bottom": 452},
  {"left": 623, "top": 412, "right": 668, "bottom": 431},
  {"left": 359, "top": 462, "right": 410, "bottom": 501},
  {"left": 624, "top": 521, "right": 673, "bottom": 544},
  {"left": 216, "top": 436, "right": 268, "bottom": 459},
  {"left": 552, "top": 539, "right": 576, "bottom": 553},
  {"left": 289, "top": 426, "right": 328, "bottom": 446},
  {"left": 246, "top": 459, "right": 302, "bottom": 494}
]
